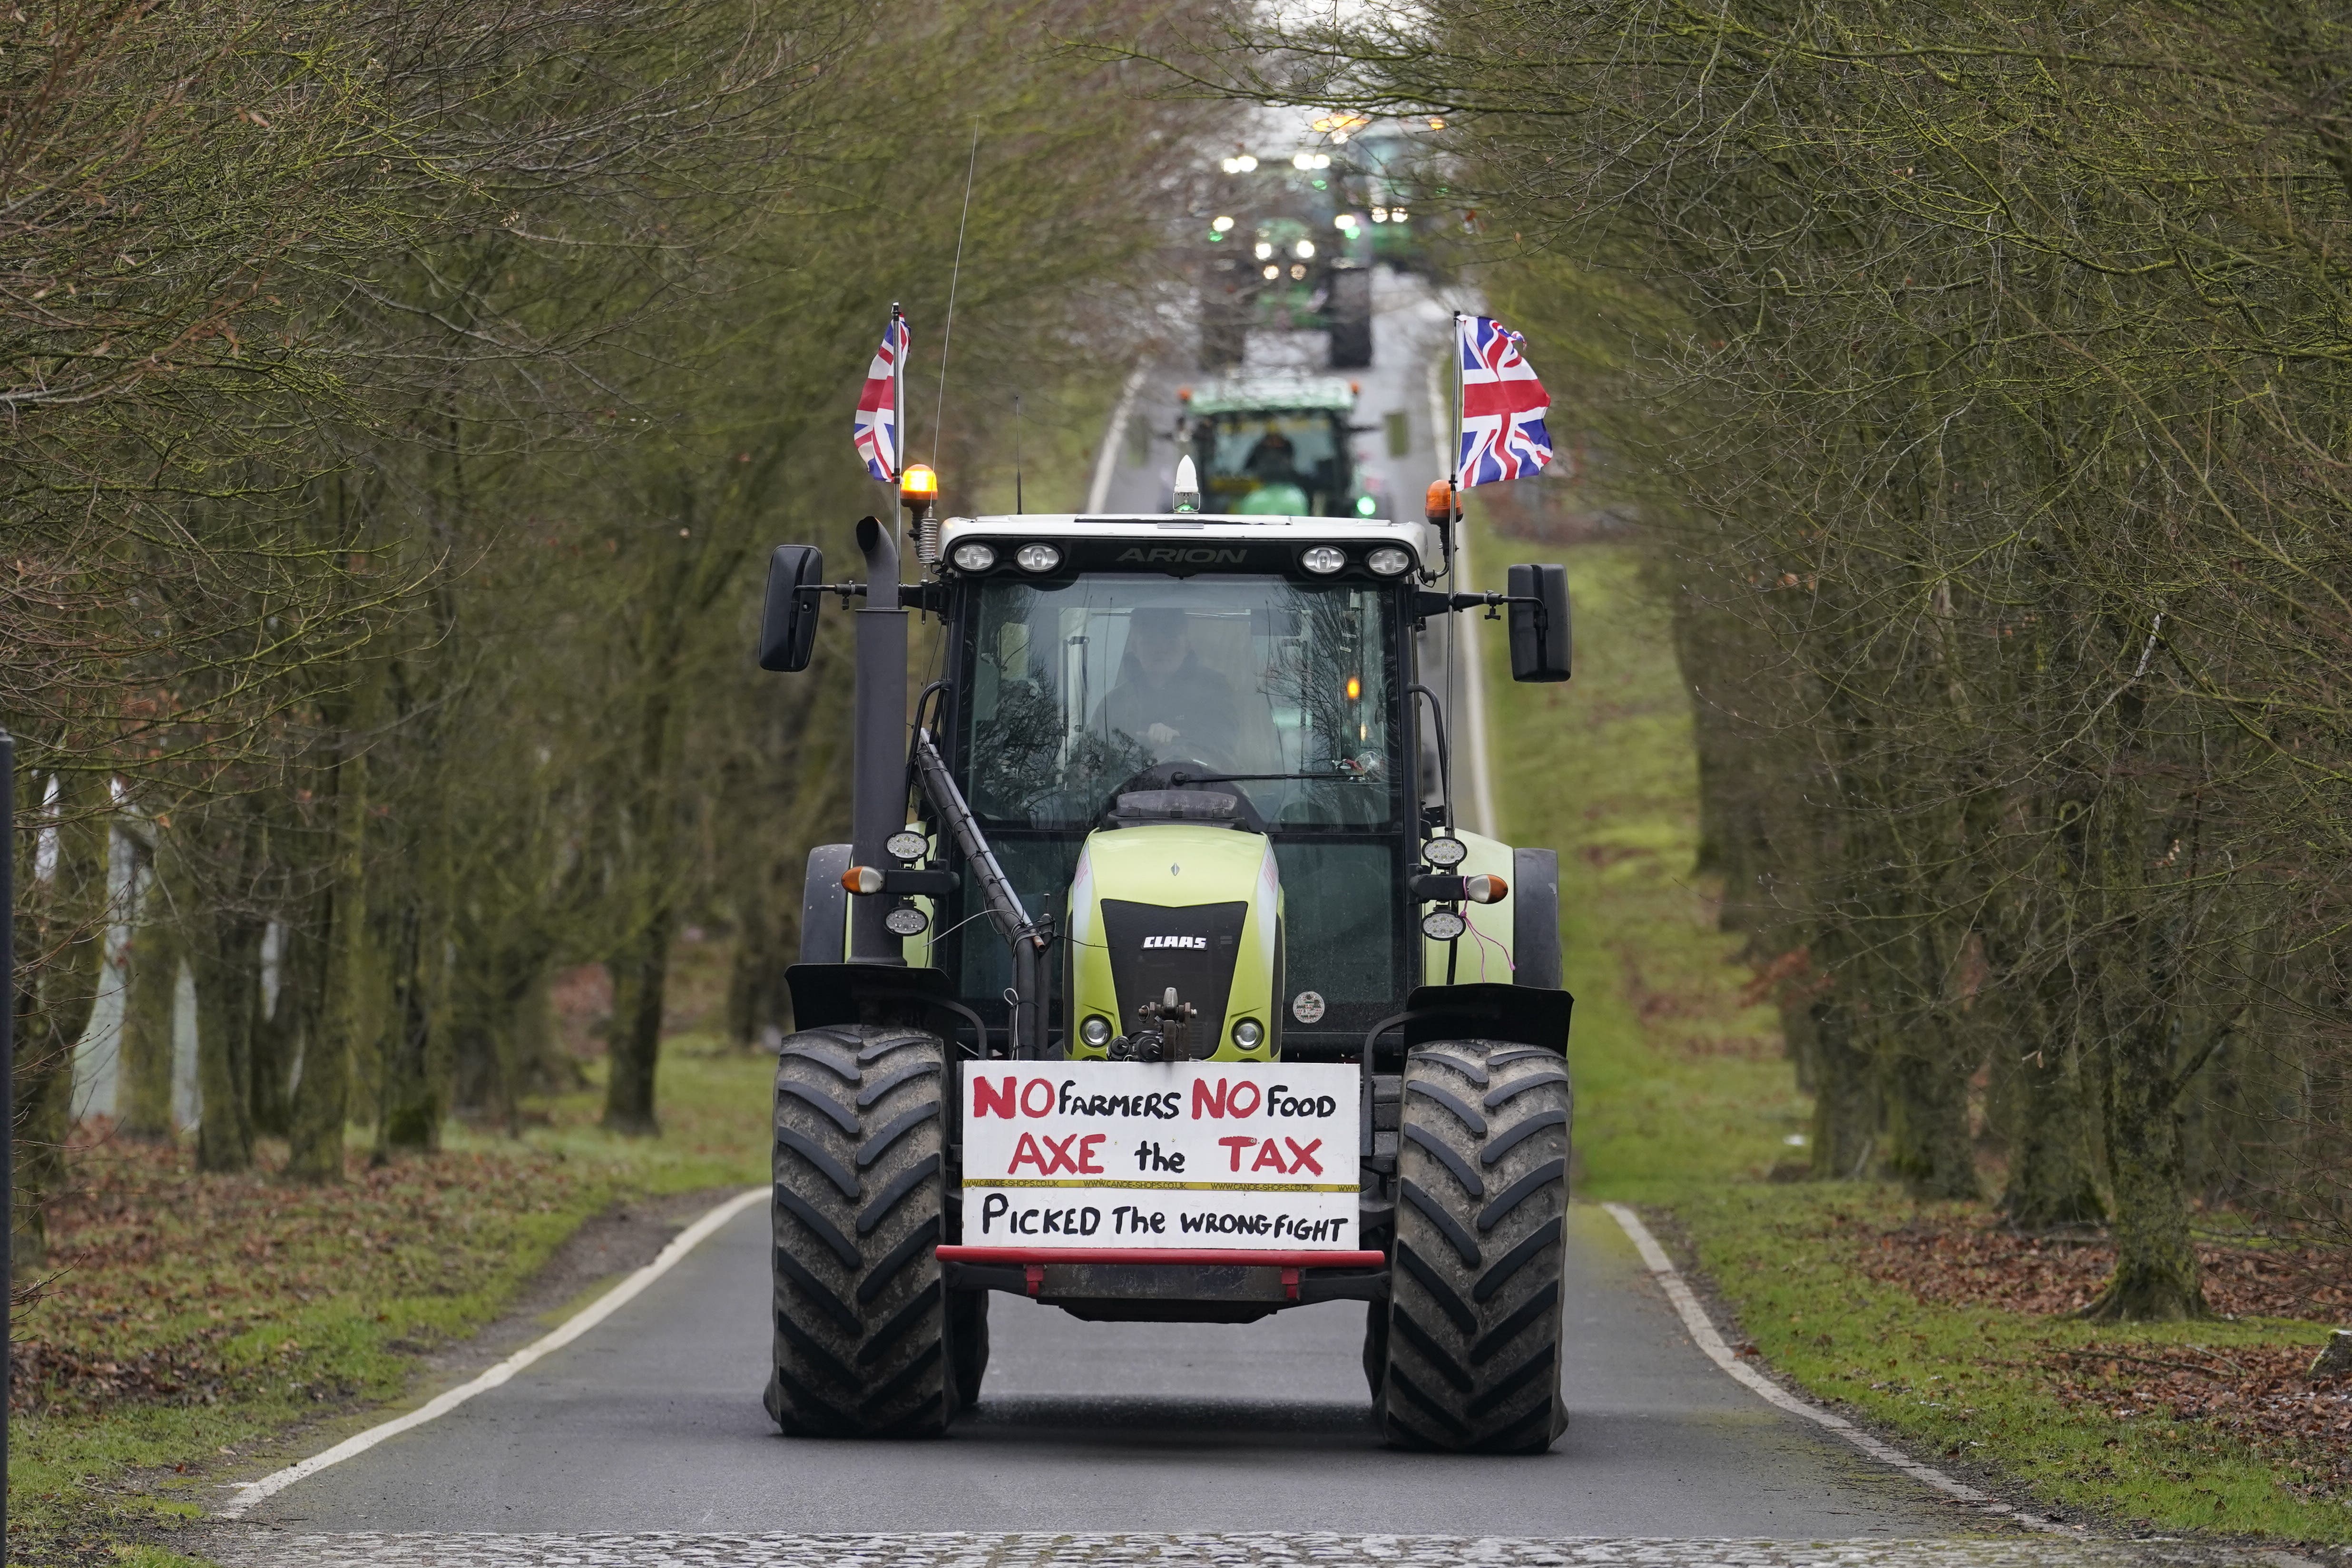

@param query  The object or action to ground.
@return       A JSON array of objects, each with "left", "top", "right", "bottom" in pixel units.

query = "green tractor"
[
  {"left": 753, "top": 474, "right": 1575, "bottom": 1450},
  {"left": 1177, "top": 375, "right": 1386, "bottom": 520}
]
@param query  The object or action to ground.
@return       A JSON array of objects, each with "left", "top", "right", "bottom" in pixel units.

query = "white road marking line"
[
  {"left": 1087, "top": 361, "right": 1151, "bottom": 515},
  {"left": 217, "top": 1186, "right": 768, "bottom": 1519},
  {"left": 1600, "top": 1202, "right": 2076, "bottom": 1536}
]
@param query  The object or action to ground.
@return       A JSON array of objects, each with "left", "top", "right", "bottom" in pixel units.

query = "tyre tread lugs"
[
  {"left": 769, "top": 1023, "right": 957, "bottom": 1438},
  {"left": 1379, "top": 1038, "right": 1572, "bottom": 1453}
]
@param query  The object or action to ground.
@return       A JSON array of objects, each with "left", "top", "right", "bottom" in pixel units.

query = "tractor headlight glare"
[
  {"left": 1366, "top": 545, "right": 1411, "bottom": 574},
  {"left": 1421, "top": 909, "right": 1467, "bottom": 941},
  {"left": 1232, "top": 1019, "right": 1264, "bottom": 1049},
  {"left": 1355, "top": 494, "right": 1381, "bottom": 518},
  {"left": 1422, "top": 835, "right": 1469, "bottom": 867},
  {"left": 1080, "top": 1015, "right": 1114, "bottom": 1048},
  {"left": 1301, "top": 545, "right": 1346, "bottom": 575},
  {"left": 951, "top": 542, "right": 996, "bottom": 573},
  {"left": 1014, "top": 543, "right": 1062, "bottom": 573}
]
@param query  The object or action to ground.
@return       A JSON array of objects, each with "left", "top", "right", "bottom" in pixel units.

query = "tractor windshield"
[
  {"left": 962, "top": 573, "right": 1396, "bottom": 831},
  {"left": 1192, "top": 412, "right": 1351, "bottom": 516}
]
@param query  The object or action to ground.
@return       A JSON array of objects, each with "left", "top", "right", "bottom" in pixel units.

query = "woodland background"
[
  {"left": 1256, "top": 0, "right": 2352, "bottom": 1320},
  {"left": 4, "top": 0, "right": 1218, "bottom": 1260},
  {"left": 12, "top": 0, "right": 2351, "bottom": 1351}
]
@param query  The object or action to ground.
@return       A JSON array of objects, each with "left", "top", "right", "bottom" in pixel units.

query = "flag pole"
[
  {"left": 1450, "top": 310, "right": 1466, "bottom": 577},
  {"left": 889, "top": 302, "right": 905, "bottom": 485}
]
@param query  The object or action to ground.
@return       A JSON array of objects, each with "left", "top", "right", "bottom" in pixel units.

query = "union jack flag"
[
  {"left": 852, "top": 315, "right": 908, "bottom": 482},
  {"left": 1456, "top": 314, "right": 1552, "bottom": 487}
]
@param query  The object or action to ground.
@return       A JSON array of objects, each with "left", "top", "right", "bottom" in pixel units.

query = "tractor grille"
[{"left": 1098, "top": 899, "right": 1249, "bottom": 1054}]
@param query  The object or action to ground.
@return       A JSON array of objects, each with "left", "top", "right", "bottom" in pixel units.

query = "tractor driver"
[
  {"left": 1243, "top": 427, "right": 1303, "bottom": 488},
  {"left": 1094, "top": 607, "right": 1241, "bottom": 767}
]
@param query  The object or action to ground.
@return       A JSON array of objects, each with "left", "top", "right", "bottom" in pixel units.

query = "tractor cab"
[
  {"left": 752, "top": 481, "right": 1578, "bottom": 1452},
  {"left": 1179, "top": 376, "right": 1381, "bottom": 519}
]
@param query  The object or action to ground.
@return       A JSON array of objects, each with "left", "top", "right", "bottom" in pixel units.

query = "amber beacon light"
[{"left": 899, "top": 463, "right": 940, "bottom": 508}]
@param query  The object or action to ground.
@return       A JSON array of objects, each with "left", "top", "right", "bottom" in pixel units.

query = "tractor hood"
[{"left": 1066, "top": 817, "right": 1282, "bottom": 1062}]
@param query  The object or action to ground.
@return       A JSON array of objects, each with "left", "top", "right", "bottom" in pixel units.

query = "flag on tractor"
[
  {"left": 852, "top": 315, "right": 908, "bottom": 481},
  {"left": 1455, "top": 314, "right": 1552, "bottom": 487}
]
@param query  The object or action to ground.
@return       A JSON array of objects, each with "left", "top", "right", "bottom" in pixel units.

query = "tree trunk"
[
  {"left": 2083, "top": 1007, "right": 2205, "bottom": 1320},
  {"left": 1806, "top": 939, "right": 1880, "bottom": 1180},
  {"left": 116, "top": 835, "right": 180, "bottom": 1142},
  {"left": 286, "top": 712, "right": 369, "bottom": 1183},
  {"left": 376, "top": 902, "right": 443, "bottom": 1155},
  {"left": 14, "top": 770, "right": 109, "bottom": 1262},
  {"left": 2000, "top": 1022, "right": 2106, "bottom": 1229},
  {"left": 603, "top": 904, "right": 670, "bottom": 1136},
  {"left": 1883, "top": 1006, "right": 1984, "bottom": 1200},
  {"left": 184, "top": 803, "right": 265, "bottom": 1174}
]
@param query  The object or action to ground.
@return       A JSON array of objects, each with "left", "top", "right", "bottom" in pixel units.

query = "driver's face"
[{"left": 1132, "top": 619, "right": 1188, "bottom": 677}]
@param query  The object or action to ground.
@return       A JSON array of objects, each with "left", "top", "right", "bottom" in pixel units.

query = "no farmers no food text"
[{"left": 959, "top": 1062, "right": 1360, "bottom": 1249}]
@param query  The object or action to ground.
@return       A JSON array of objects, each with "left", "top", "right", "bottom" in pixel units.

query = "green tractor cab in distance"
[
  {"left": 1181, "top": 375, "right": 1384, "bottom": 520},
  {"left": 753, "top": 491, "right": 1577, "bottom": 1452}
]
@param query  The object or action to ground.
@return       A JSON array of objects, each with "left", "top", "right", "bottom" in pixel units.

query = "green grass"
[
  {"left": 13, "top": 1035, "right": 772, "bottom": 1565},
  {"left": 1464, "top": 515, "right": 2350, "bottom": 1543},
  {"left": 1683, "top": 1183, "right": 2343, "bottom": 1538},
  {"left": 1468, "top": 530, "right": 1806, "bottom": 1197}
]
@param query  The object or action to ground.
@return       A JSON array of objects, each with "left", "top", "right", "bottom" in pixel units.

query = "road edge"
[
  {"left": 216, "top": 1185, "right": 767, "bottom": 1520},
  {"left": 1601, "top": 1200, "right": 2082, "bottom": 1537}
]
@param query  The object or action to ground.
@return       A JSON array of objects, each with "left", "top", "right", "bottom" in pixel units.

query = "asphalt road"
[{"left": 236, "top": 1198, "right": 1966, "bottom": 1539}]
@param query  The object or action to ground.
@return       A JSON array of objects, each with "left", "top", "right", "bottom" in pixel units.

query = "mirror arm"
[
  {"left": 1414, "top": 589, "right": 1546, "bottom": 622},
  {"left": 797, "top": 580, "right": 867, "bottom": 605}
]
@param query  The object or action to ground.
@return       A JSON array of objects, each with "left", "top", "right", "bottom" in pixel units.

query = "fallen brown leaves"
[
  {"left": 1854, "top": 1211, "right": 2352, "bottom": 1497},
  {"left": 10, "top": 1134, "right": 596, "bottom": 1417},
  {"left": 1857, "top": 1219, "right": 2352, "bottom": 1320}
]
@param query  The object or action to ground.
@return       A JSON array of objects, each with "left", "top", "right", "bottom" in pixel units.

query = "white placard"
[{"left": 959, "top": 1062, "right": 1360, "bottom": 1251}]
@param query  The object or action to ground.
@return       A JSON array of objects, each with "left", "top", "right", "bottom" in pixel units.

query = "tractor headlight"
[
  {"left": 885, "top": 828, "right": 929, "bottom": 862},
  {"left": 884, "top": 906, "right": 929, "bottom": 937},
  {"left": 951, "top": 542, "right": 996, "bottom": 573},
  {"left": 1421, "top": 909, "right": 1467, "bottom": 941},
  {"left": 1300, "top": 545, "right": 1346, "bottom": 575},
  {"left": 1422, "top": 835, "right": 1469, "bottom": 867},
  {"left": 1080, "top": 1015, "right": 1114, "bottom": 1048},
  {"left": 1015, "top": 543, "right": 1062, "bottom": 573},
  {"left": 1366, "top": 545, "right": 1411, "bottom": 574},
  {"left": 1232, "top": 1018, "right": 1264, "bottom": 1050}
]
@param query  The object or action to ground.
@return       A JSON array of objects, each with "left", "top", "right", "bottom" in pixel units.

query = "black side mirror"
[
  {"left": 757, "top": 544, "right": 824, "bottom": 671},
  {"left": 1507, "top": 562, "right": 1571, "bottom": 683}
]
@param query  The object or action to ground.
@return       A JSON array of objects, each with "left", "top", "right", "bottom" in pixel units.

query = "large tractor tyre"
[
  {"left": 764, "top": 1022, "right": 963, "bottom": 1438},
  {"left": 1325, "top": 266, "right": 1374, "bottom": 370},
  {"left": 1374, "top": 1039, "right": 1573, "bottom": 1452}
]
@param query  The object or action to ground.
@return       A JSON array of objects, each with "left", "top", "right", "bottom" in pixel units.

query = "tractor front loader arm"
[{"left": 910, "top": 728, "right": 1053, "bottom": 1059}]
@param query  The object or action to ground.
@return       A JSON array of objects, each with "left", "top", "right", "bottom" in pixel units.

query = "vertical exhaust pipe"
[{"left": 850, "top": 515, "right": 906, "bottom": 965}]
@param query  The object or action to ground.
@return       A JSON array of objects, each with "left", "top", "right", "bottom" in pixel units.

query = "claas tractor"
[{"left": 752, "top": 466, "right": 1575, "bottom": 1451}]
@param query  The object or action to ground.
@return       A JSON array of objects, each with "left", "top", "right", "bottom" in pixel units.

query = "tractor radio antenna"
[{"left": 932, "top": 118, "right": 981, "bottom": 467}]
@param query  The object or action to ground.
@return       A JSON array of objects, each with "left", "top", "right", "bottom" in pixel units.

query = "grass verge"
[
  {"left": 1469, "top": 515, "right": 2351, "bottom": 1543},
  {"left": 11, "top": 1032, "right": 772, "bottom": 1566}
]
